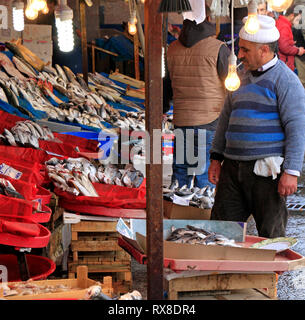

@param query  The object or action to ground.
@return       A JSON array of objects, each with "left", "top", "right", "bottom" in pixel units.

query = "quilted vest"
[{"left": 167, "top": 37, "right": 226, "bottom": 126}]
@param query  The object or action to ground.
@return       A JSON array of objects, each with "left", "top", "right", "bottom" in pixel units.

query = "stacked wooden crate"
[{"left": 68, "top": 220, "right": 132, "bottom": 294}]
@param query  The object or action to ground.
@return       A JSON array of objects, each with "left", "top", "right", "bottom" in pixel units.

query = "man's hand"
[
  {"left": 298, "top": 47, "right": 305, "bottom": 56},
  {"left": 208, "top": 160, "right": 222, "bottom": 185},
  {"left": 278, "top": 172, "right": 298, "bottom": 196}
]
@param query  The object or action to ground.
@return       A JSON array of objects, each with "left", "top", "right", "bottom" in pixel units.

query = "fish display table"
[
  {"left": 163, "top": 270, "right": 278, "bottom": 299},
  {"left": 118, "top": 235, "right": 305, "bottom": 273},
  {"left": 119, "top": 234, "right": 305, "bottom": 299}
]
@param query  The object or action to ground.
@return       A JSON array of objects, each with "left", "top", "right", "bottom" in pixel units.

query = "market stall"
[{"left": 0, "top": 0, "right": 304, "bottom": 302}]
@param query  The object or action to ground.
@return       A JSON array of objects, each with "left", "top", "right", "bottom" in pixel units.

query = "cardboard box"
[
  {"left": 23, "top": 24, "right": 52, "bottom": 41},
  {"left": 22, "top": 39, "right": 53, "bottom": 65},
  {"left": 118, "top": 219, "right": 277, "bottom": 263},
  {"left": 163, "top": 200, "right": 211, "bottom": 220},
  {"left": 136, "top": 233, "right": 276, "bottom": 262}
]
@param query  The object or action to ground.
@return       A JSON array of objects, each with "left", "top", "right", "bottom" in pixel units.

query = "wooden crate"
[
  {"left": 47, "top": 200, "right": 64, "bottom": 233},
  {"left": 1, "top": 266, "right": 113, "bottom": 300},
  {"left": 164, "top": 272, "right": 278, "bottom": 300},
  {"left": 68, "top": 220, "right": 132, "bottom": 294}
]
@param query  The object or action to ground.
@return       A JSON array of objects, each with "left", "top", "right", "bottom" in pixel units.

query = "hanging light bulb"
[
  {"left": 128, "top": 21, "right": 137, "bottom": 35},
  {"left": 25, "top": 0, "right": 38, "bottom": 20},
  {"left": 31, "top": 0, "right": 47, "bottom": 12},
  {"left": 128, "top": 6, "right": 138, "bottom": 36},
  {"left": 42, "top": 1, "right": 49, "bottom": 14},
  {"left": 267, "top": 0, "right": 293, "bottom": 12},
  {"left": 12, "top": 1, "right": 24, "bottom": 32},
  {"left": 55, "top": 0, "right": 74, "bottom": 52},
  {"left": 225, "top": 0, "right": 240, "bottom": 92},
  {"left": 245, "top": 0, "right": 260, "bottom": 35},
  {"left": 140, "top": 0, "right": 145, "bottom": 3},
  {"left": 225, "top": 53, "right": 241, "bottom": 92}
]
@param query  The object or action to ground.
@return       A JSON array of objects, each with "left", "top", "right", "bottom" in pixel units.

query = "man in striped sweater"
[{"left": 208, "top": 15, "right": 305, "bottom": 238}]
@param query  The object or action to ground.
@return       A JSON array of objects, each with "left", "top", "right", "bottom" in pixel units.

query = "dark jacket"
[
  {"left": 163, "top": 19, "right": 230, "bottom": 114},
  {"left": 293, "top": 27, "right": 305, "bottom": 62}
]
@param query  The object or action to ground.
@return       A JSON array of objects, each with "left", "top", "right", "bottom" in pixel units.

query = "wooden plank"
[
  {"left": 80, "top": 0, "right": 88, "bottom": 84},
  {"left": 179, "top": 288, "right": 273, "bottom": 300},
  {"left": 166, "top": 273, "right": 277, "bottom": 300},
  {"left": 71, "top": 221, "right": 118, "bottom": 233},
  {"left": 133, "top": 31, "right": 140, "bottom": 80},
  {"left": 69, "top": 264, "right": 131, "bottom": 273},
  {"left": 63, "top": 212, "right": 119, "bottom": 224},
  {"left": 69, "top": 260, "right": 130, "bottom": 267},
  {"left": 126, "top": 86, "right": 145, "bottom": 99},
  {"left": 77, "top": 233, "right": 119, "bottom": 241},
  {"left": 91, "top": 42, "right": 95, "bottom": 73},
  {"left": 88, "top": 43, "right": 119, "bottom": 57},
  {"left": 72, "top": 250, "right": 131, "bottom": 263},
  {"left": 109, "top": 71, "right": 145, "bottom": 88},
  {"left": 73, "top": 251, "right": 78, "bottom": 262},
  {"left": 71, "top": 240, "right": 120, "bottom": 252},
  {"left": 77, "top": 265, "right": 89, "bottom": 288},
  {"left": 74, "top": 258, "right": 130, "bottom": 265},
  {"left": 72, "top": 231, "right": 78, "bottom": 241}
]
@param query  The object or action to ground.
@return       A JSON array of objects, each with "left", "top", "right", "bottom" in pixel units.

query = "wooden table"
[{"left": 164, "top": 271, "right": 278, "bottom": 300}]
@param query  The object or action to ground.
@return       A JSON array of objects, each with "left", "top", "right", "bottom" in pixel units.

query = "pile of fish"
[
  {"left": 97, "top": 163, "right": 144, "bottom": 188},
  {"left": 163, "top": 180, "right": 216, "bottom": 209},
  {"left": 0, "top": 44, "right": 146, "bottom": 133},
  {"left": 1, "top": 281, "right": 75, "bottom": 297},
  {"left": 46, "top": 157, "right": 145, "bottom": 196},
  {"left": 0, "top": 178, "right": 24, "bottom": 199},
  {"left": 166, "top": 225, "right": 241, "bottom": 247},
  {"left": 0, "top": 120, "right": 55, "bottom": 149},
  {"left": 84, "top": 285, "right": 142, "bottom": 300},
  {"left": 46, "top": 157, "right": 99, "bottom": 197}
]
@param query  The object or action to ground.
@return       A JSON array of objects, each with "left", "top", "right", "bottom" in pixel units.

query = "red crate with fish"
[{"left": 45, "top": 157, "right": 147, "bottom": 218}]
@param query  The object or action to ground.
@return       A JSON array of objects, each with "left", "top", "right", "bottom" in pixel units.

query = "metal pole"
[
  {"left": 80, "top": 0, "right": 88, "bottom": 84},
  {"left": 145, "top": 0, "right": 164, "bottom": 300}
]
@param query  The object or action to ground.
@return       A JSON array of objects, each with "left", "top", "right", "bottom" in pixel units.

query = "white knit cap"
[
  {"left": 239, "top": 14, "right": 280, "bottom": 43},
  {"left": 182, "top": 0, "right": 206, "bottom": 24}
]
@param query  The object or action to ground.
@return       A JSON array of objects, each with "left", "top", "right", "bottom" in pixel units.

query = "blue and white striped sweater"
[
  {"left": 224, "top": 79, "right": 285, "bottom": 157},
  {"left": 211, "top": 60, "right": 305, "bottom": 172}
]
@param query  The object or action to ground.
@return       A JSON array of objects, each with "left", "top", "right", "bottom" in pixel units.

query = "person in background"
[
  {"left": 217, "top": 5, "right": 248, "bottom": 53},
  {"left": 292, "top": 13, "right": 305, "bottom": 88},
  {"left": 257, "top": 0, "right": 268, "bottom": 15},
  {"left": 208, "top": 15, "right": 305, "bottom": 238},
  {"left": 257, "top": 0, "right": 277, "bottom": 18},
  {"left": 276, "top": 3, "right": 305, "bottom": 71},
  {"left": 163, "top": 4, "right": 230, "bottom": 189}
]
